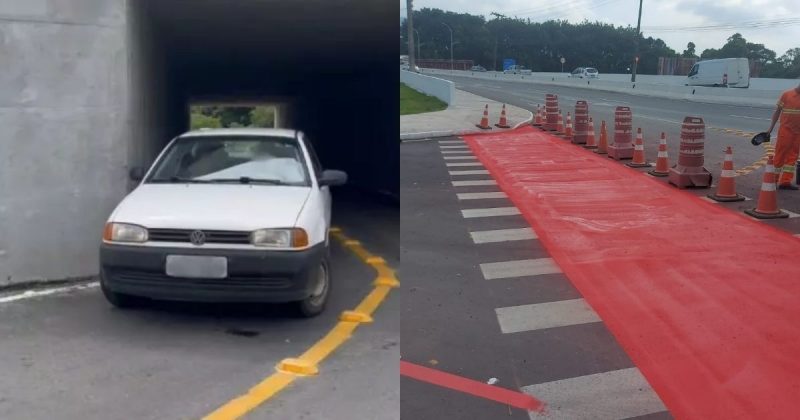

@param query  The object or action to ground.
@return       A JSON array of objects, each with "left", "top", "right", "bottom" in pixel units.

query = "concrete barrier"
[
  {"left": 424, "top": 69, "right": 798, "bottom": 108},
  {"left": 400, "top": 70, "right": 455, "bottom": 105}
]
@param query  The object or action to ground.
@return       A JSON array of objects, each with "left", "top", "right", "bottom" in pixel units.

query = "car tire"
[
  {"left": 100, "top": 278, "right": 143, "bottom": 309},
  {"left": 296, "top": 254, "right": 331, "bottom": 318}
]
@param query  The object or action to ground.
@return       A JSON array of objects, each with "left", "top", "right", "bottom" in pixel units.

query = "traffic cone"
[
  {"left": 626, "top": 127, "right": 649, "bottom": 167},
  {"left": 556, "top": 111, "right": 564, "bottom": 135},
  {"left": 564, "top": 112, "right": 573, "bottom": 140},
  {"left": 744, "top": 155, "right": 789, "bottom": 219},
  {"left": 584, "top": 117, "right": 597, "bottom": 149},
  {"left": 648, "top": 132, "right": 669, "bottom": 177},
  {"left": 495, "top": 104, "right": 510, "bottom": 128},
  {"left": 708, "top": 146, "right": 744, "bottom": 202},
  {"left": 533, "top": 105, "right": 543, "bottom": 126},
  {"left": 594, "top": 120, "right": 608, "bottom": 154},
  {"left": 476, "top": 104, "right": 492, "bottom": 130}
]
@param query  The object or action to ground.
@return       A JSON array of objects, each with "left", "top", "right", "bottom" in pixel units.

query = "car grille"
[
  {"left": 111, "top": 270, "right": 292, "bottom": 289},
  {"left": 148, "top": 229, "right": 251, "bottom": 244}
]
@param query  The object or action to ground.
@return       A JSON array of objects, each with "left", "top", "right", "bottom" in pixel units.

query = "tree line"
[{"left": 401, "top": 8, "right": 800, "bottom": 78}]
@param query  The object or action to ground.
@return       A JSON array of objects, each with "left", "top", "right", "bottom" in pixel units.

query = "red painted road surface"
[
  {"left": 465, "top": 126, "right": 800, "bottom": 420},
  {"left": 400, "top": 361, "right": 544, "bottom": 412}
]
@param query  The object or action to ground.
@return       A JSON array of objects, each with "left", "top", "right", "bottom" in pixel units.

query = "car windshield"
[{"left": 146, "top": 135, "right": 310, "bottom": 186}]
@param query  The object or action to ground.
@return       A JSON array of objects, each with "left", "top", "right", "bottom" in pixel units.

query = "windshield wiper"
[
  {"left": 148, "top": 176, "right": 210, "bottom": 184},
  {"left": 206, "top": 177, "right": 285, "bottom": 185}
]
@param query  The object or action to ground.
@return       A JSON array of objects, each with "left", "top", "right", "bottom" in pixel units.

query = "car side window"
[
  {"left": 688, "top": 64, "right": 698, "bottom": 77},
  {"left": 304, "top": 137, "right": 324, "bottom": 180}
]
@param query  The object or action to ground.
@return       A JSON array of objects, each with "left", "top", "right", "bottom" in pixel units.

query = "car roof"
[{"left": 179, "top": 127, "right": 299, "bottom": 139}]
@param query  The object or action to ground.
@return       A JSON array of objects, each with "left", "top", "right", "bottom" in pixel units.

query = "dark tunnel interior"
[{"left": 128, "top": 0, "right": 398, "bottom": 198}]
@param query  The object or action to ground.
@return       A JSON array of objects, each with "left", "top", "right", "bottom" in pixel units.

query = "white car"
[
  {"left": 503, "top": 65, "right": 532, "bottom": 75},
  {"left": 569, "top": 67, "right": 600, "bottom": 79},
  {"left": 99, "top": 128, "right": 347, "bottom": 317}
]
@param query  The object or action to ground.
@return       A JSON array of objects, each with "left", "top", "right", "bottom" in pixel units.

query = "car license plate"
[{"left": 165, "top": 255, "right": 227, "bottom": 279}]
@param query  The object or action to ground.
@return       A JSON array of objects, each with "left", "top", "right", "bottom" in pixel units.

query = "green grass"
[{"left": 400, "top": 83, "right": 447, "bottom": 115}]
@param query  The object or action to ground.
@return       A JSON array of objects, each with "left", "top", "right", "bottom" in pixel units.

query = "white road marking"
[
  {"left": 440, "top": 145, "right": 470, "bottom": 149},
  {"left": 636, "top": 114, "right": 682, "bottom": 125},
  {"left": 0, "top": 282, "right": 99, "bottom": 304},
  {"left": 438, "top": 140, "right": 464, "bottom": 144},
  {"left": 785, "top": 209, "right": 800, "bottom": 218},
  {"left": 443, "top": 156, "right": 478, "bottom": 160},
  {"left": 461, "top": 207, "right": 520, "bottom": 218},
  {"left": 495, "top": 298, "right": 600, "bottom": 334},
  {"left": 480, "top": 258, "right": 561, "bottom": 280},
  {"left": 522, "top": 368, "right": 667, "bottom": 420},
  {"left": 729, "top": 114, "right": 769, "bottom": 121},
  {"left": 446, "top": 162, "right": 484, "bottom": 167},
  {"left": 794, "top": 233, "right": 800, "bottom": 238},
  {"left": 452, "top": 180, "right": 497, "bottom": 187},
  {"left": 456, "top": 192, "right": 507, "bottom": 200},
  {"left": 470, "top": 227, "right": 536, "bottom": 244},
  {"left": 441, "top": 150, "right": 473, "bottom": 155},
  {"left": 449, "top": 170, "right": 490, "bottom": 176}
]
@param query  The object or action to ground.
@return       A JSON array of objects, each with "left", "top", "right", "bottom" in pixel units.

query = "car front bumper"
[{"left": 99, "top": 242, "right": 327, "bottom": 303}]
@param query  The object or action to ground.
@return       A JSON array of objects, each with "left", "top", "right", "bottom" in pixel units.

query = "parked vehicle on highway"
[
  {"left": 569, "top": 67, "right": 600, "bottom": 79},
  {"left": 99, "top": 128, "right": 347, "bottom": 317},
  {"left": 686, "top": 58, "right": 750, "bottom": 88},
  {"left": 504, "top": 65, "right": 532, "bottom": 75},
  {"left": 471, "top": 65, "right": 487, "bottom": 72}
]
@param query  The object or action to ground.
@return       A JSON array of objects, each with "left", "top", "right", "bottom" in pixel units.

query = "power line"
[{"left": 642, "top": 16, "right": 800, "bottom": 32}]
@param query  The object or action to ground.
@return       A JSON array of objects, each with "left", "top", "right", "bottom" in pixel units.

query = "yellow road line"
[{"left": 203, "top": 227, "right": 399, "bottom": 420}]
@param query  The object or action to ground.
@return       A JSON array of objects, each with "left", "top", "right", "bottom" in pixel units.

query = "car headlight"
[
  {"left": 103, "top": 223, "right": 148, "bottom": 243},
  {"left": 251, "top": 228, "right": 308, "bottom": 249}
]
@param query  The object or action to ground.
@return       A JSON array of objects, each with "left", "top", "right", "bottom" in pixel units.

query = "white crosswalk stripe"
[
  {"left": 461, "top": 207, "right": 520, "bottom": 218},
  {"left": 494, "top": 298, "right": 599, "bottom": 334},
  {"left": 440, "top": 145, "right": 470, "bottom": 149},
  {"left": 449, "top": 170, "right": 490, "bottom": 176},
  {"left": 443, "top": 156, "right": 478, "bottom": 160},
  {"left": 470, "top": 228, "right": 536, "bottom": 244},
  {"left": 438, "top": 140, "right": 464, "bottom": 144},
  {"left": 522, "top": 368, "right": 667, "bottom": 420},
  {"left": 452, "top": 180, "right": 497, "bottom": 187},
  {"left": 456, "top": 192, "right": 506, "bottom": 200},
  {"left": 441, "top": 150, "right": 473, "bottom": 154},
  {"left": 480, "top": 258, "right": 561, "bottom": 280},
  {"left": 446, "top": 162, "right": 484, "bottom": 167}
]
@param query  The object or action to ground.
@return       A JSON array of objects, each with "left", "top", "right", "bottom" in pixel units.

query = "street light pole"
[
  {"left": 631, "top": 0, "right": 643, "bottom": 82},
  {"left": 441, "top": 22, "right": 453, "bottom": 71},
  {"left": 406, "top": 0, "right": 416, "bottom": 70},
  {"left": 414, "top": 29, "right": 421, "bottom": 60}
]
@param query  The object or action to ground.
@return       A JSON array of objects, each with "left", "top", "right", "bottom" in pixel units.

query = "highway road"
[{"left": 0, "top": 189, "right": 399, "bottom": 420}]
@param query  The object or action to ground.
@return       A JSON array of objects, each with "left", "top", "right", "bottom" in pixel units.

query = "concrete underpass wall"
[{"left": 0, "top": 1, "right": 130, "bottom": 286}]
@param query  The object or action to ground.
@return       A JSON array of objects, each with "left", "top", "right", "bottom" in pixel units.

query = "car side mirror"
[
  {"left": 129, "top": 166, "right": 145, "bottom": 182},
  {"left": 319, "top": 170, "right": 347, "bottom": 187}
]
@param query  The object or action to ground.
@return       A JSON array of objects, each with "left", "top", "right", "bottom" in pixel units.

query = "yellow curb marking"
[{"left": 203, "top": 228, "right": 399, "bottom": 420}]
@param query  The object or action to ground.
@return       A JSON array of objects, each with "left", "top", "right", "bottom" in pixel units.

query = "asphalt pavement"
[
  {"left": 0, "top": 189, "right": 399, "bottom": 420},
  {"left": 400, "top": 138, "right": 672, "bottom": 419}
]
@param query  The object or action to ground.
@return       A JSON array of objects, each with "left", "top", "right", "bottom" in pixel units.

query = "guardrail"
[
  {"left": 400, "top": 70, "right": 455, "bottom": 105},
  {"left": 422, "top": 69, "right": 797, "bottom": 107}
]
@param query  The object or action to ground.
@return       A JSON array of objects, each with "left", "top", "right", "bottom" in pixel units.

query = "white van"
[{"left": 686, "top": 58, "right": 750, "bottom": 88}]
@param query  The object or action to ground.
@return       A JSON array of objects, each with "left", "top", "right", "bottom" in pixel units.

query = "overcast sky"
[{"left": 400, "top": 0, "right": 799, "bottom": 58}]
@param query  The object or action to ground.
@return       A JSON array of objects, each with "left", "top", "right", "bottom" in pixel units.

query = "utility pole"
[
  {"left": 631, "top": 0, "right": 643, "bottom": 82},
  {"left": 441, "top": 22, "right": 453, "bottom": 71},
  {"left": 414, "top": 29, "right": 421, "bottom": 60},
  {"left": 493, "top": 38, "right": 498, "bottom": 71},
  {"left": 406, "top": 0, "right": 416, "bottom": 70}
]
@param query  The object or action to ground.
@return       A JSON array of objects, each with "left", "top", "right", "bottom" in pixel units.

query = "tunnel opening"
[{"left": 128, "top": 0, "right": 398, "bottom": 199}]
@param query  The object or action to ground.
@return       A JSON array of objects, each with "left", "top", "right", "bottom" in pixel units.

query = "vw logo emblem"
[{"left": 189, "top": 230, "right": 206, "bottom": 246}]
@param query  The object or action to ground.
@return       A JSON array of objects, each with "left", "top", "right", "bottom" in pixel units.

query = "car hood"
[{"left": 110, "top": 184, "right": 311, "bottom": 231}]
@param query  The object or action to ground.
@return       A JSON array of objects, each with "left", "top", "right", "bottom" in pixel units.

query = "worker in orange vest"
[{"left": 767, "top": 83, "right": 800, "bottom": 190}]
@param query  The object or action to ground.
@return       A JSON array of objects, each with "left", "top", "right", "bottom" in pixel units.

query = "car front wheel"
[{"left": 296, "top": 255, "right": 331, "bottom": 317}]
